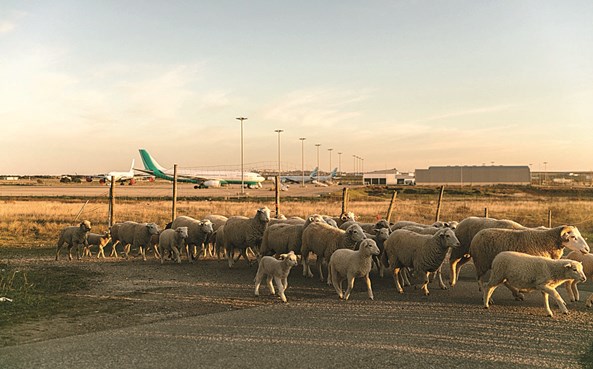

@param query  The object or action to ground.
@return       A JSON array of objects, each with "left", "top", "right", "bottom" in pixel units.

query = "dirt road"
[{"left": 1, "top": 252, "right": 592, "bottom": 368}]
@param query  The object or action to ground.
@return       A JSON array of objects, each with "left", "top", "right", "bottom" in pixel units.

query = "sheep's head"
[
  {"left": 437, "top": 228, "right": 460, "bottom": 249},
  {"left": 80, "top": 220, "right": 92, "bottom": 232},
  {"left": 561, "top": 226, "right": 590, "bottom": 254},
  {"left": 374, "top": 219, "right": 390, "bottom": 229},
  {"left": 176, "top": 226, "right": 189, "bottom": 239},
  {"left": 146, "top": 223, "right": 160, "bottom": 235},
  {"left": 340, "top": 212, "right": 356, "bottom": 222},
  {"left": 257, "top": 207, "right": 271, "bottom": 223},
  {"left": 563, "top": 261, "right": 586, "bottom": 283},
  {"left": 374, "top": 227, "right": 391, "bottom": 242},
  {"left": 359, "top": 239, "right": 380, "bottom": 256},
  {"left": 446, "top": 221, "right": 459, "bottom": 230},
  {"left": 279, "top": 251, "right": 298, "bottom": 267},
  {"left": 346, "top": 224, "right": 366, "bottom": 243},
  {"left": 200, "top": 220, "right": 214, "bottom": 234}
]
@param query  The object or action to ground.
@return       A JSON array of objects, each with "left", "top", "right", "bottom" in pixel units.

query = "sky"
[{"left": 1, "top": 0, "right": 592, "bottom": 175}]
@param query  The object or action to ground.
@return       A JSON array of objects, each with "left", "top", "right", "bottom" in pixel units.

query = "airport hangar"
[{"left": 414, "top": 165, "right": 531, "bottom": 186}]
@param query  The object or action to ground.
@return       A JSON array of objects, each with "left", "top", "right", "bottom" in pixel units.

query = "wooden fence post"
[
  {"left": 484, "top": 207, "right": 489, "bottom": 218},
  {"left": 547, "top": 209, "right": 552, "bottom": 228},
  {"left": 108, "top": 180, "right": 115, "bottom": 227},
  {"left": 341, "top": 187, "right": 349, "bottom": 215},
  {"left": 386, "top": 191, "right": 398, "bottom": 223},
  {"left": 435, "top": 185, "right": 445, "bottom": 222}
]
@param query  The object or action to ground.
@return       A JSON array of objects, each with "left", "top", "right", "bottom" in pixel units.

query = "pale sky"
[{"left": 1, "top": 1, "right": 592, "bottom": 175}]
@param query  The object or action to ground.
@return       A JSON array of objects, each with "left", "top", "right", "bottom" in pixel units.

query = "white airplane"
[
  {"left": 137, "top": 149, "right": 266, "bottom": 189},
  {"left": 86, "top": 160, "right": 137, "bottom": 185},
  {"left": 280, "top": 167, "right": 319, "bottom": 184},
  {"left": 311, "top": 168, "right": 339, "bottom": 185}
]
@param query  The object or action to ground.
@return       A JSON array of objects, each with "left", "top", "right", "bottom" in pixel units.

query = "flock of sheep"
[{"left": 55, "top": 207, "right": 593, "bottom": 317}]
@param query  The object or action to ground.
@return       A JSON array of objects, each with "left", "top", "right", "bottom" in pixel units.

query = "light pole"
[
  {"left": 353, "top": 155, "right": 357, "bottom": 175},
  {"left": 315, "top": 144, "right": 321, "bottom": 182},
  {"left": 274, "top": 129, "right": 283, "bottom": 178},
  {"left": 299, "top": 138, "right": 306, "bottom": 187},
  {"left": 328, "top": 148, "right": 333, "bottom": 172},
  {"left": 543, "top": 161, "right": 548, "bottom": 185},
  {"left": 361, "top": 157, "right": 364, "bottom": 174},
  {"left": 338, "top": 152, "right": 342, "bottom": 174},
  {"left": 236, "top": 117, "right": 247, "bottom": 194}
]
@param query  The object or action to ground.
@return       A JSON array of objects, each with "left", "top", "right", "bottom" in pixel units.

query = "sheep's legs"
[
  {"left": 449, "top": 255, "right": 470, "bottom": 287},
  {"left": 316, "top": 259, "right": 324, "bottom": 282},
  {"left": 540, "top": 285, "right": 568, "bottom": 315},
  {"left": 365, "top": 274, "right": 374, "bottom": 300},
  {"left": 421, "top": 272, "right": 431, "bottom": 296},
  {"left": 109, "top": 240, "right": 120, "bottom": 258},
  {"left": 274, "top": 276, "right": 287, "bottom": 302},
  {"left": 343, "top": 277, "right": 355, "bottom": 301},
  {"left": 301, "top": 255, "right": 313, "bottom": 278},
  {"left": 564, "top": 281, "right": 579, "bottom": 302},
  {"left": 266, "top": 275, "right": 275, "bottom": 295},
  {"left": 172, "top": 246, "right": 181, "bottom": 264},
  {"left": 483, "top": 283, "right": 499, "bottom": 309},
  {"left": 503, "top": 281, "right": 524, "bottom": 301},
  {"left": 586, "top": 294, "right": 593, "bottom": 308},
  {"left": 541, "top": 292, "right": 554, "bottom": 317},
  {"left": 393, "top": 267, "right": 404, "bottom": 294}
]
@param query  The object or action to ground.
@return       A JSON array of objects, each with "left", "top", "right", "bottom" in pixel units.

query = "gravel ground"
[{"left": 1, "top": 253, "right": 592, "bottom": 368}]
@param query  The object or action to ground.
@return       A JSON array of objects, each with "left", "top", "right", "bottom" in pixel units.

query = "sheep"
[
  {"left": 382, "top": 228, "right": 460, "bottom": 296},
  {"left": 110, "top": 221, "right": 160, "bottom": 261},
  {"left": 158, "top": 227, "right": 189, "bottom": 264},
  {"left": 203, "top": 214, "right": 228, "bottom": 257},
  {"left": 224, "top": 207, "right": 271, "bottom": 268},
  {"left": 56, "top": 220, "right": 92, "bottom": 261},
  {"left": 170, "top": 216, "right": 214, "bottom": 263},
  {"left": 449, "top": 216, "right": 525, "bottom": 287},
  {"left": 401, "top": 225, "right": 441, "bottom": 235},
  {"left": 213, "top": 225, "right": 226, "bottom": 260},
  {"left": 82, "top": 231, "right": 111, "bottom": 259},
  {"left": 363, "top": 228, "right": 391, "bottom": 278},
  {"left": 563, "top": 251, "right": 593, "bottom": 307},
  {"left": 254, "top": 251, "right": 299, "bottom": 302},
  {"left": 484, "top": 251, "right": 586, "bottom": 317},
  {"left": 259, "top": 214, "right": 326, "bottom": 259},
  {"left": 322, "top": 216, "right": 339, "bottom": 228},
  {"left": 301, "top": 222, "right": 366, "bottom": 282},
  {"left": 340, "top": 219, "right": 390, "bottom": 233},
  {"left": 328, "top": 239, "right": 381, "bottom": 300},
  {"left": 390, "top": 221, "right": 436, "bottom": 231},
  {"left": 331, "top": 212, "right": 356, "bottom": 227},
  {"left": 469, "top": 225, "right": 590, "bottom": 296}
]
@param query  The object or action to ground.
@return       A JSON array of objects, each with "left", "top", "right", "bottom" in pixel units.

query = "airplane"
[
  {"left": 85, "top": 159, "right": 137, "bottom": 185},
  {"left": 311, "top": 167, "right": 339, "bottom": 186},
  {"left": 137, "top": 149, "right": 266, "bottom": 189},
  {"left": 280, "top": 167, "right": 319, "bottom": 184}
]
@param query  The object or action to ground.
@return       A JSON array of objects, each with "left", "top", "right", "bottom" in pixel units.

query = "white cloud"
[{"left": 0, "top": 11, "right": 26, "bottom": 35}]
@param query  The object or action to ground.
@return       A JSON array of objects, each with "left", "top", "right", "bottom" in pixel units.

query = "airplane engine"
[
  {"left": 128, "top": 178, "right": 136, "bottom": 185},
  {"left": 99, "top": 178, "right": 106, "bottom": 185},
  {"left": 202, "top": 180, "right": 221, "bottom": 188},
  {"left": 85, "top": 177, "right": 93, "bottom": 182}
]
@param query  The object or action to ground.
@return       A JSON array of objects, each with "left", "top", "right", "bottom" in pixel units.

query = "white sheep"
[
  {"left": 259, "top": 214, "right": 325, "bottom": 259},
  {"left": 110, "top": 221, "right": 160, "bottom": 261},
  {"left": 170, "top": 216, "right": 214, "bottom": 262},
  {"left": 340, "top": 219, "right": 390, "bottom": 233},
  {"left": 363, "top": 228, "right": 391, "bottom": 278},
  {"left": 390, "top": 221, "right": 435, "bottom": 231},
  {"left": 449, "top": 216, "right": 525, "bottom": 287},
  {"left": 301, "top": 222, "right": 366, "bottom": 282},
  {"left": 203, "top": 214, "right": 228, "bottom": 257},
  {"left": 401, "top": 225, "right": 441, "bottom": 235},
  {"left": 158, "top": 227, "right": 189, "bottom": 264},
  {"left": 56, "top": 220, "right": 92, "bottom": 261},
  {"left": 383, "top": 228, "right": 460, "bottom": 296},
  {"left": 563, "top": 251, "right": 593, "bottom": 308},
  {"left": 224, "top": 207, "right": 271, "bottom": 268},
  {"left": 82, "top": 231, "right": 111, "bottom": 259},
  {"left": 254, "top": 251, "right": 299, "bottom": 303},
  {"left": 484, "top": 251, "right": 586, "bottom": 317},
  {"left": 328, "top": 239, "right": 380, "bottom": 300},
  {"left": 469, "top": 225, "right": 590, "bottom": 296}
]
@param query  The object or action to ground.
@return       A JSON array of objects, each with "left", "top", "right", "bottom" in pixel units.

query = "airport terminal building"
[{"left": 415, "top": 165, "right": 531, "bottom": 186}]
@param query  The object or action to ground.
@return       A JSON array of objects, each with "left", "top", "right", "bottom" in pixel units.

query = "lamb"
[
  {"left": 224, "top": 207, "right": 271, "bottom": 268},
  {"left": 469, "top": 225, "right": 590, "bottom": 295},
  {"left": 158, "top": 227, "right": 189, "bottom": 264},
  {"left": 382, "top": 228, "right": 460, "bottom": 296},
  {"left": 328, "top": 239, "right": 380, "bottom": 300},
  {"left": 110, "top": 221, "right": 160, "bottom": 261},
  {"left": 449, "top": 216, "right": 525, "bottom": 287},
  {"left": 563, "top": 251, "right": 593, "bottom": 308},
  {"left": 170, "top": 216, "right": 214, "bottom": 262},
  {"left": 254, "top": 251, "right": 299, "bottom": 302},
  {"left": 301, "top": 222, "right": 366, "bottom": 282},
  {"left": 82, "top": 231, "right": 111, "bottom": 259},
  {"left": 56, "top": 220, "right": 92, "bottom": 261},
  {"left": 259, "top": 214, "right": 325, "bottom": 258},
  {"left": 484, "top": 251, "right": 586, "bottom": 317},
  {"left": 331, "top": 212, "right": 356, "bottom": 227}
]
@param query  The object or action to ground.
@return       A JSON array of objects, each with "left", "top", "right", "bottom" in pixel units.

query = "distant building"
[
  {"left": 415, "top": 165, "right": 531, "bottom": 186},
  {"left": 1, "top": 176, "right": 19, "bottom": 181},
  {"left": 363, "top": 169, "right": 415, "bottom": 185}
]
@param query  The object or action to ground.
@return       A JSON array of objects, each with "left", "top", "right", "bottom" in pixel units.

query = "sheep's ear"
[
  {"left": 439, "top": 232, "right": 446, "bottom": 238},
  {"left": 279, "top": 253, "right": 288, "bottom": 260},
  {"left": 564, "top": 263, "right": 573, "bottom": 269}
]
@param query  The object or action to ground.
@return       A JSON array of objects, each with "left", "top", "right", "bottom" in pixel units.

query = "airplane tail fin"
[
  {"left": 138, "top": 149, "right": 167, "bottom": 174},
  {"left": 129, "top": 159, "right": 135, "bottom": 173},
  {"left": 330, "top": 167, "right": 338, "bottom": 177},
  {"left": 309, "top": 167, "right": 319, "bottom": 178}
]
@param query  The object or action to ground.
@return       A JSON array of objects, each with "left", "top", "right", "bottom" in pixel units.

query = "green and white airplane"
[{"left": 137, "top": 149, "right": 265, "bottom": 189}]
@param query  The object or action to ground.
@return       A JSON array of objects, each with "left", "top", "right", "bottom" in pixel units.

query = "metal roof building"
[{"left": 415, "top": 165, "right": 531, "bottom": 186}]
